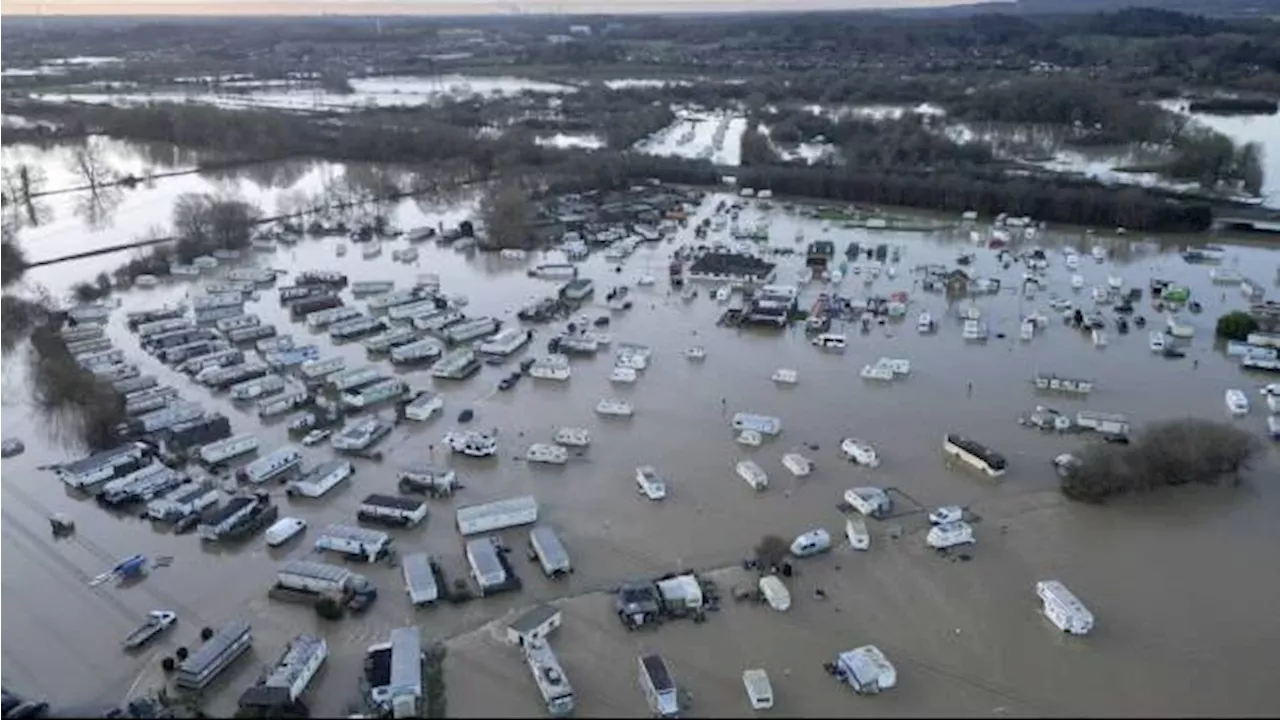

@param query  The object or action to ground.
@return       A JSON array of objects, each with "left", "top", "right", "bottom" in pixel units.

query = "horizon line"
[{"left": 0, "top": 0, "right": 990, "bottom": 18}]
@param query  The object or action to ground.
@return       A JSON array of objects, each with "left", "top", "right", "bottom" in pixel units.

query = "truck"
[
  {"left": 528, "top": 525, "right": 572, "bottom": 578},
  {"left": 638, "top": 654, "right": 680, "bottom": 718},
  {"left": 272, "top": 559, "right": 378, "bottom": 613},
  {"left": 401, "top": 552, "right": 440, "bottom": 606},
  {"left": 357, "top": 494, "right": 428, "bottom": 528}
]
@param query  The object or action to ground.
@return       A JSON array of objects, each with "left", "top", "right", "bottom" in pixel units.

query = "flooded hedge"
[{"left": 27, "top": 322, "right": 125, "bottom": 451}]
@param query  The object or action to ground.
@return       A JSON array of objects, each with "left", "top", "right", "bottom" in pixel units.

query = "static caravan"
[
  {"left": 315, "top": 525, "right": 392, "bottom": 563},
  {"left": 238, "top": 446, "right": 303, "bottom": 484},
  {"left": 466, "top": 537, "right": 510, "bottom": 596},
  {"left": 528, "top": 525, "right": 572, "bottom": 577},
  {"left": 401, "top": 552, "right": 440, "bottom": 607},
  {"left": 1036, "top": 580, "right": 1094, "bottom": 635}
]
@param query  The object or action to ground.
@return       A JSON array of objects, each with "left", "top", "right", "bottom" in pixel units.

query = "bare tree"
[{"left": 68, "top": 139, "right": 117, "bottom": 194}]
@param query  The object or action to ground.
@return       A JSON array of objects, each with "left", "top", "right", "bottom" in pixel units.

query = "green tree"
[{"left": 1215, "top": 310, "right": 1259, "bottom": 341}]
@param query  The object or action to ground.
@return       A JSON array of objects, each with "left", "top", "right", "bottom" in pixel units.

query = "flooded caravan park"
[{"left": 2, "top": 141, "right": 1280, "bottom": 718}]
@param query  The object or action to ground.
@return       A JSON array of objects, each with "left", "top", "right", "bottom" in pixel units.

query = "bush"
[
  {"left": 314, "top": 596, "right": 344, "bottom": 620},
  {"left": 754, "top": 534, "right": 790, "bottom": 571},
  {"left": 1059, "top": 418, "right": 1263, "bottom": 503},
  {"left": 1216, "top": 311, "right": 1259, "bottom": 342}
]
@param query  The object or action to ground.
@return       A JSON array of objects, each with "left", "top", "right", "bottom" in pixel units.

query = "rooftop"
[{"left": 510, "top": 604, "right": 562, "bottom": 634}]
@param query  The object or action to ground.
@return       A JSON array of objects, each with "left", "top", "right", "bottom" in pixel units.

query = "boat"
[
  {"left": 596, "top": 398, "right": 634, "bottom": 416},
  {"left": 928, "top": 506, "right": 964, "bottom": 525},
  {"left": 771, "top": 368, "right": 799, "bottom": 385},
  {"left": 926, "top": 521, "right": 976, "bottom": 549},
  {"left": 553, "top": 427, "right": 591, "bottom": 447},
  {"left": 737, "top": 429, "right": 762, "bottom": 447},
  {"left": 840, "top": 438, "right": 881, "bottom": 467},
  {"left": 781, "top": 452, "right": 812, "bottom": 477},
  {"left": 123, "top": 610, "right": 177, "bottom": 650},
  {"left": 916, "top": 312, "right": 934, "bottom": 334},
  {"left": 610, "top": 366, "right": 639, "bottom": 384},
  {"left": 1149, "top": 331, "right": 1166, "bottom": 353},
  {"left": 685, "top": 346, "right": 706, "bottom": 361},
  {"left": 736, "top": 460, "right": 769, "bottom": 491},
  {"left": 845, "top": 518, "right": 870, "bottom": 551},
  {"left": 526, "top": 443, "right": 569, "bottom": 465},
  {"left": 635, "top": 466, "right": 668, "bottom": 500},
  {"left": 1225, "top": 389, "right": 1250, "bottom": 416}
]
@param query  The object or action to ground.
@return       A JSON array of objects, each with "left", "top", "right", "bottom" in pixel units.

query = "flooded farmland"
[{"left": 2, "top": 145, "right": 1280, "bottom": 718}]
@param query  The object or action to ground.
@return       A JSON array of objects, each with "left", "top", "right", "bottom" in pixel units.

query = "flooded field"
[{"left": 2, "top": 169, "right": 1280, "bottom": 717}]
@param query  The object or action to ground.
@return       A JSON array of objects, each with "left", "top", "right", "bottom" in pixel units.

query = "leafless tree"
[
  {"left": 68, "top": 139, "right": 117, "bottom": 194},
  {"left": 478, "top": 180, "right": 535, "bottom": 250}
]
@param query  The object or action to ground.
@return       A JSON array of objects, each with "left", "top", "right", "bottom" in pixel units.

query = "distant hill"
[{"left": 886, "top": 0, "right": 1280, "bottom": 19}]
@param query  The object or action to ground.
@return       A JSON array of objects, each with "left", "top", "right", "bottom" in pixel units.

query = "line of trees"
[{"left": 1058, "top": 419, "right": 1263, "bottom": 503}]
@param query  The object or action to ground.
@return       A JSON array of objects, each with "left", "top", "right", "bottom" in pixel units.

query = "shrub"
[
  {"left": 1060, "top": 418, "right": 1263, "bottom": 503},
  {"left": 1216, "top": 310, "right": 1259, "bottom": 342}
]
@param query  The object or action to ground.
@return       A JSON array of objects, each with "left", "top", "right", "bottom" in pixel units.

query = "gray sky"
[{"left": 2, "top": 0, "right": 988, "bottom": 17}]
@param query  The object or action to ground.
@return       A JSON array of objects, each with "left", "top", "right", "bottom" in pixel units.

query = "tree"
[
  {"left": 754, "top": 534, "right": 790, "bottom": 571},
  {"left": 1215, "top": 310, "right": 1259, "bottom": 341},
  {"left": 172, "top": 193, "right": 261, "bottom": 261},
  {"left": 1237, "top": 142, "right": 1264, "bottom": 196},
  {"left": 478, "top": 182, "right": 534, "bottom": 250},
  {"left": 68, "top": 138, "right": 117, "bottom": 193},
  {"left": 1059, "top": 418, "right": 1263, "bottom": 503}
]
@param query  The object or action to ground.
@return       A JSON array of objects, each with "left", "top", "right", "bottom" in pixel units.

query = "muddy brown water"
[{"left": 3, "top": 189, "right": 1279, "bottom": 717}]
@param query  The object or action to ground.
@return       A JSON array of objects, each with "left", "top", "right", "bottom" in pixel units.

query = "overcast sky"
[{"left": 2, "top": 0, "right": 987, "bottom": 17}]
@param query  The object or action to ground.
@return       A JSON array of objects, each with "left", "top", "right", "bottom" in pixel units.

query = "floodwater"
[
  {"left": 638, "top": 110, "right": 749, "bottom": 167},
  {"left": 29, "top": 75, "right": 578, "bottom": 114},
  {"left": 2, "top": 152, "right": 1280, "bottom": 717}
]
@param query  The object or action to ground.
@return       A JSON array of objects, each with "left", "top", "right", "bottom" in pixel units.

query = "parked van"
[
  {"left": 528, "top": 525, "right": 572, "bottom": 578},
  {"left": 265, "top": 517, "right": 307, "bottom": 547}
]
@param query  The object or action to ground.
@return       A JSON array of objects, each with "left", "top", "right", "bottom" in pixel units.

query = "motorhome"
[
  {"left": 1036, "top": 580, "right": 1094, "bottom": 635},
  {"left": 525, "top": 640, "right": 575, "bottom": 717}
]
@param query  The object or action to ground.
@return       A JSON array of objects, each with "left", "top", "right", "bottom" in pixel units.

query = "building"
[
  {"left": 744, "top": 284, "right": 798, "bottom": 326},
  {"left": 806, "top": 240, "right": 836, "bottom": 269},
  {"left": 687, "top": 253, "right": 777, "bottom": 284},
  {"left": 506, "top": 604, "right": 563, "bottom": 647}
]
